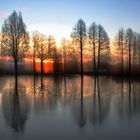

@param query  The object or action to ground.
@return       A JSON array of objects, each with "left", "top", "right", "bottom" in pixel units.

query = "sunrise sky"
[{"left": 0, "top": 0, "right": 140, "bottom": 43}]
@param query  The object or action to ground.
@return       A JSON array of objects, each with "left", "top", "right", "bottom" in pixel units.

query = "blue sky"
[{"left": 0, "top": 0, "right": 140, "bottom": 42}]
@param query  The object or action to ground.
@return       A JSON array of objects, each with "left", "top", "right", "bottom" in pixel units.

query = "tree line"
[
  {"left": 114, "top": 28, "right": 140, "bottom": 75},
  {"left": 0, "top": 10, "right": 140, "bottom": 78}
]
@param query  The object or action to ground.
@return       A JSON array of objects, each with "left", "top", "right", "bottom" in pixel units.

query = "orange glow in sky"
[
  {"left": 24, "top": 58, "right": 54, "bottom": 73},
  {"left": 0, "top": 56, "right": 13, "bottom": 61},
  {"left": 35, "top": 59, "right": 53, "bottom": 74}
]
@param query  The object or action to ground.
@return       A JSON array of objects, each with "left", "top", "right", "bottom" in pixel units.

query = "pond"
[{"left": 0, "top": 75, "right": 140, "bottom": 140}]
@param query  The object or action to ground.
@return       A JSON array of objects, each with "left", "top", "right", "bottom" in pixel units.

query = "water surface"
[{"left": 0, "top": 76, "right": 140, "bottom": 140}]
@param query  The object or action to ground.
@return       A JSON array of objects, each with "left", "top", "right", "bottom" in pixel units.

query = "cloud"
[{"left": 28, "top": 23, "right": 72, "bottom": 43}]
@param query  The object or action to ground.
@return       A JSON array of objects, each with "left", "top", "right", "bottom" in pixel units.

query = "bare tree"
[
  {"left": 88, "top": 22, "right": 97, "bottom": 74},
  {"left": 71, "top": 19, "right": 86, "bottom": 75},
  {"left": 47, "top": 36, "right": 56, "bottom": 57},
  {"left": 137, "top": 33, "right": 140, "bottom": 72},
  {"left": 96, "top": 25, "right": 109, "bottom": 74},
  {"left": 32, "top": 31, "right": 39, "bottom": 75},
  {"left": 32, "top": 32, "right": 47, "bottom": 88},
  {"left": 116, "top": 28, "right": 125, "bottom": 74},
  {"left": 125, "top": 28, "right": 134, "bottom": 74},
  {"left": 61, "top": 38, "right": 68, "bottom": 75},
  {"left": 37, "top": 33, "right": 47, "bottom": 75},
  {"left": 132, "top": 32, "right": 138, "bottom": 74},
  {"left": 102, "top": 31, "right": 110, "bottom": 73},
  {"left": 47, "top": 36, "right": 57, "bottom": 73},
  {"left": 70, "top": 38, "right": 79, "bottom": 73},
  {"left": 1, "top": 10, "right": 29, "bottom": 83}
]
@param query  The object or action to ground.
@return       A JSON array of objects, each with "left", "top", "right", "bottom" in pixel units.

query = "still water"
[{"left": 0, "top": 75, "right": 140, "bottom": 140}]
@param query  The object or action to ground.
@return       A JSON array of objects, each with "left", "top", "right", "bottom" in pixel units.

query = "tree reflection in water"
[
  {"left": 114, "top": 77, "right": 140, "bottom": 121},
  {"left": 2, "top": 78, "right": 30, "bottom": 133},
  {"left": 1, "top": 75, "right": 140, "bottom": 135},
  {"left": 89, "top": 76, "right": 111, "bottom": 125}
]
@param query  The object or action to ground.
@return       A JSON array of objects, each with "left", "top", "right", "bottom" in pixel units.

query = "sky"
[{"left": 0, "top": 0, "right": 140, "bottom": 43}]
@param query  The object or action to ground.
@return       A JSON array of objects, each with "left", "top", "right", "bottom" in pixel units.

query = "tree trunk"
[
  {"left": 64, "top": 54, "right": 66, "bottom": 76},
  {"left": 41, "top": 59, "right": 43, "bottom": 76},
  {"left": 98, "top": 38, "right": 101, "bottom": 74},
  {"left": 133, "top": 51, "right": 135, "bottom": 74},
  {"left": 93, "top": 43, "right": 97, "bottom": 74},
  {"left": 129, "top": 41, "right": 131, "bottom": 74},
  {"left": 139, "top": 49, "right": 140, "bottom": 73},
  {"left": 121, "top": 43, "right": 124, "bottom": 74},
  {"left": 64, "top": 52, "right": 67, "bottom": 94},
  {"left": 15, "top": 58, "right": 18, "bottom": 94},
  {"left": 41, "top": 59, "right": 43, "bottom": 91},
  {"left": 33, "top": 51, "right": 36, "bottom": 75},
  {"left": 33, "top": 52, "right": 36, "bottom": 94},
  {"left": 80, "top": 39, "right": 83, "bottom": 75}
]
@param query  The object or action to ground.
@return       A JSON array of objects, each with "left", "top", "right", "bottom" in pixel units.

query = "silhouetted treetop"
[
  {"left": 1, "top": 10, "right": 29, "bottom": 60},
  {"left": 71, "top": 19, "right": 86, "bottom": 39}
]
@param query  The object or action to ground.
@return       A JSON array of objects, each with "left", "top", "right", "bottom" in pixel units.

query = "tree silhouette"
[
  {"left": 71, "top": 19, "right": 86, "bottom": 75},
  {"left": 33, "top": 32, "right": 47, "bottom": 75},
  {"left": 69, "top": 38, "right": 79, "bottom": 73},
  {"left": 32, "top": 32, "right": 48, "bottom": 89},
  {"left": 88, "top": 22, "right": 97, "bottom": 74},
  {"left": 32, "top": 31, "right": 39, "bottom": 75},
  {"left": 0, "top": 14, "right": 140, "bottom": 75},
  {"left": 116, "top": 28, "right": 125, "bottom": 74},
  {"left": 132, "top": 32, "right": 138, "bottom": 74},
  {"left": 97, "top": 25, "right": 109, "bottom": 74},
  {"left": 47, "top": 36, "right": 57, "bottom": 73},
  {"left": 1, "top": 10, "right": 29, "bottom": 81},
  {"left": 125, "top": 28, "right": 134, "bottom": 74},
  {"left": 61, "top": 38, "right": 68, "bottom": 75},
  {"left": 137, "top": 34, "right": 140, "bottom": 72}
]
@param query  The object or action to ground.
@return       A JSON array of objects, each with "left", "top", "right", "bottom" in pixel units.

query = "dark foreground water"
[{"left": 0, "top": 75, "right": 140, "bottom": 140}]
